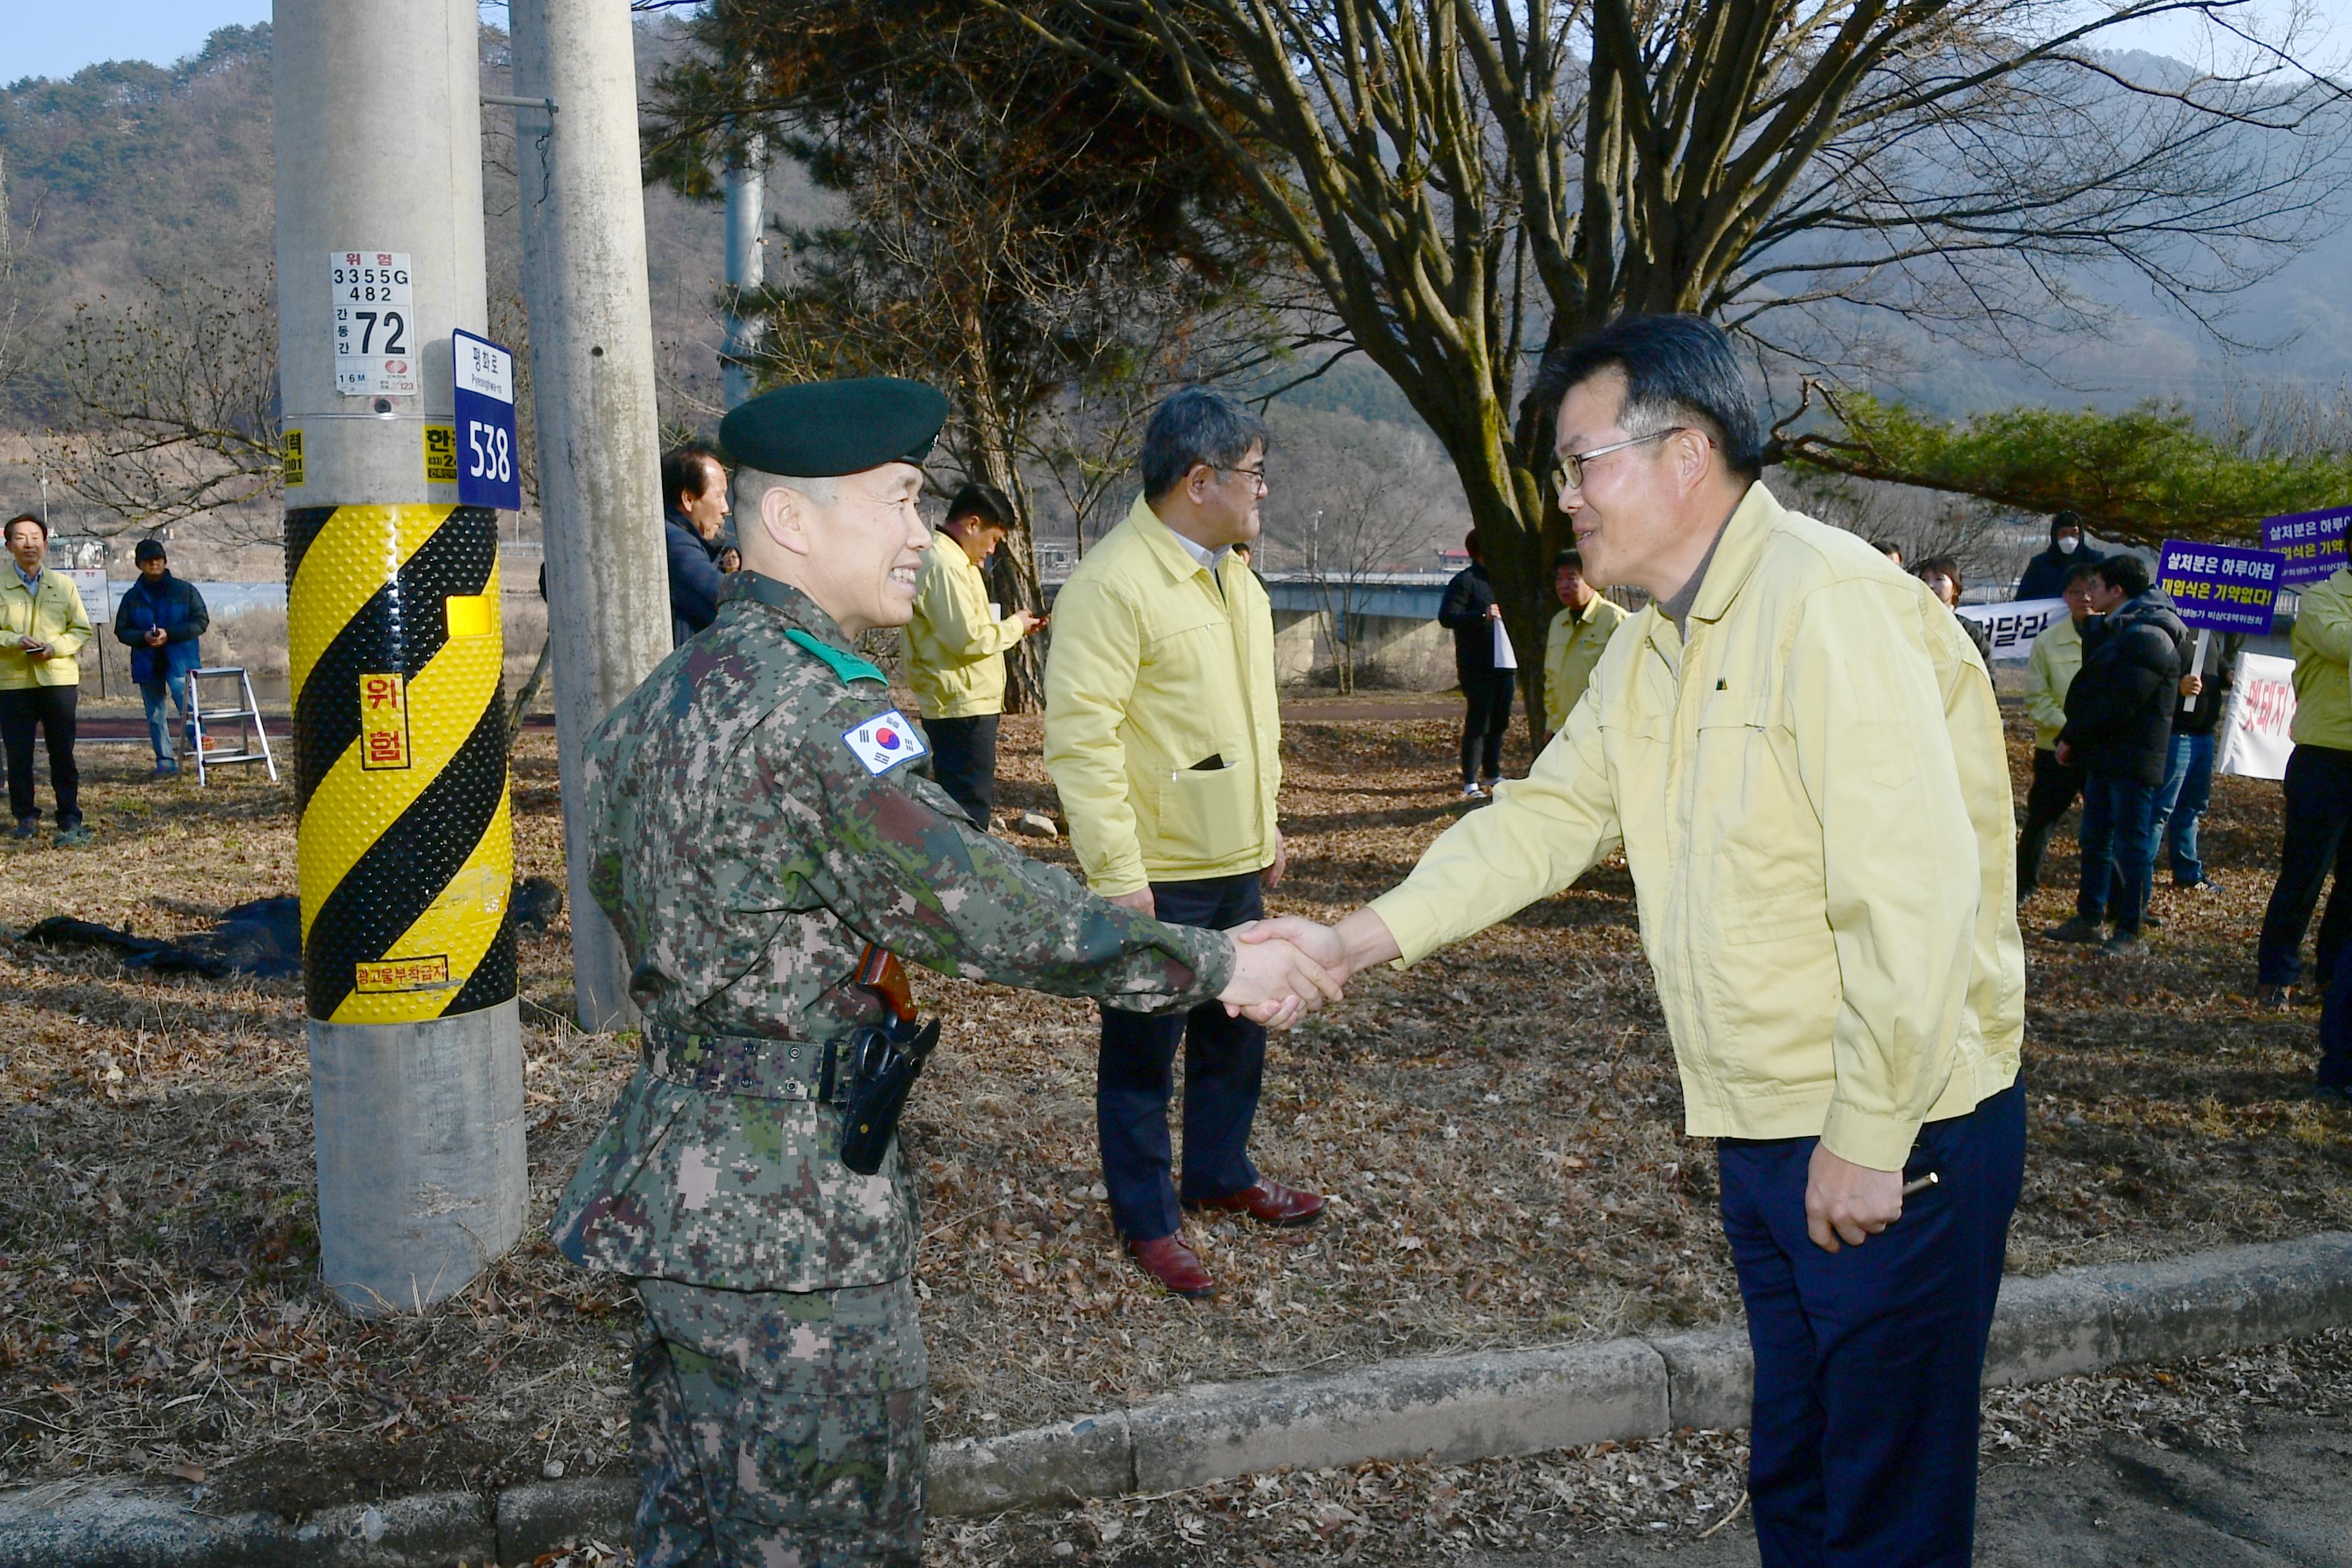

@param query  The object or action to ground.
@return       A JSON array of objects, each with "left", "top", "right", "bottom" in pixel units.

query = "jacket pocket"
[{"left": 1155, "top": 761, "right": 1257, "bottom": 865}]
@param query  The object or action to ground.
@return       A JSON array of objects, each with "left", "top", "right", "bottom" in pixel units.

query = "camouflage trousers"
[{"left": 631, "top": 1275, "right": 927, "bottom": 1568}]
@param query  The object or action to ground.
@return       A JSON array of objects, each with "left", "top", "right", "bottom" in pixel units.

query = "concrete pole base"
[{"left": 308, "top": 999, "right": 528, "bottom": 1317}]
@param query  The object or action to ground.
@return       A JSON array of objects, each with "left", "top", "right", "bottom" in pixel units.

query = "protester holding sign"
[
  {"left": 2259, "top": 560, "right": 2352, "bottom": 1008},
  {"left": 2017, "top": 563, "right": 2100, "bottom": 903},
  {"left": 2046, "top": 555, "right": 2184, "bottom": 956}
]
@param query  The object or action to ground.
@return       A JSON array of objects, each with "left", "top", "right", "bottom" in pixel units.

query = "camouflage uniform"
[{"left": 551, "top": 571, "right": 1231, "bottom": 1567}]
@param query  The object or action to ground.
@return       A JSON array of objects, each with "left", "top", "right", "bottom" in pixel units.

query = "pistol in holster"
[{"left": 828, "top": 944, "right": 939, "bottom": 1177}]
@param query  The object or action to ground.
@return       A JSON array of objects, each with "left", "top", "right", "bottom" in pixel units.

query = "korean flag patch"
[{"left": 843, "top": 709, "right": 928, "bottom": 776}]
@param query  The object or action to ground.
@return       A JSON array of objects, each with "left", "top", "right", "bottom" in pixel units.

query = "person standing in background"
[
  {"left": 661, "top": 442, "right": 730, "bottom": 645},
  {"left": 2016, "top": 562, "right": 2101, "bottom": 903},
  {"left": 1, "top": 513, "right": 94, "bottom": 846},
  {"left": 2258, "top": 561, "right": 2352, "bottom": 1008},
  {"left": 2151, "top": 631, "right": 2240, "bottom": 896},
  {"left": 1916, "top": 556, "right": 1994, "bottom": 666},
  {"left": 1044, "top": 387, "right": 1323, "bottom": 1301},
  {"left": 1539, "top": 545, "right": 1625, "bottom": 745},
  {"left": 2016, "top": 511, "right": 2106, "bottom": 601},
  {"left": 1439, "top": 531, "right": 1514, "bottom": 798},
  {"left": 903, "top": 481, "right": 1043, "bottom": 828},
  {"left": 112, "top": 538, "right": 210, "bottom": 780}
]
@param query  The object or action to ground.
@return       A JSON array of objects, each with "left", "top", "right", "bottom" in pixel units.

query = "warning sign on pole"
[{"left": 329, "top": 251, "right": 418, "bottom": 397}]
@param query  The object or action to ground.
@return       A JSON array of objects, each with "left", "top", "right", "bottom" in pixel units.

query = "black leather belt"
[{"left": 642, "top": 1025, "right": 841, "bottom": 1102}]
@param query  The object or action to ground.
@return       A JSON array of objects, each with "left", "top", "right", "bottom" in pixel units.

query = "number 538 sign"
[{"left": 452, "top": 329, "right": 521, "bottom": 512}]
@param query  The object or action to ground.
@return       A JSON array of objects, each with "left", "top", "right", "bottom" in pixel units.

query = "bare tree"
[
  {"left": 45, "top": 273, "right": 283, "bottom": 541},
  {"left": 988, "top": 0, "right": 2350, "bottom": 728},
  {"left": 0, "top": 149, "right": 26, "bottom": 409}
]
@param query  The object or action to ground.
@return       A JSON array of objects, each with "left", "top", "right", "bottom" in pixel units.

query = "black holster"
[{"left": 836, "top": 1014, "right": 940, "bottom": 1176}]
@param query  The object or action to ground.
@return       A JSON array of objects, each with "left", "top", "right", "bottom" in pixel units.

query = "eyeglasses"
[
  {"left": 1210, "top": 464, "right": 1269, "bottom": 493},
  {"left": 1547, "top": 427, "right": 1689, "bottom": 492}
]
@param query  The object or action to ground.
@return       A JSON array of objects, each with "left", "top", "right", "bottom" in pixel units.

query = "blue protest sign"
[
  {"left": 452, "top": 329, "right": 520, "bottom": 513},
  {"left": 2260, "top": 505, "right": 2352, "bottom": 587},
  {"left": 2156, "top": 538, "right": 2287, "bottom": 635}
]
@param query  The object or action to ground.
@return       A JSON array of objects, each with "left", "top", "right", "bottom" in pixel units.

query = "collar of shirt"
[
  {"left": 1168, "top": 527, "right": 1231, "bottom": 575},
  {"left": 12, "top": 563, "right": 40, "bottom": 593},
  {"left": 1660, "top": 526, "right": 1725, "bottom": 637},
  {"left": 719, "top": 567, "right": 857, "bottom": 647}
]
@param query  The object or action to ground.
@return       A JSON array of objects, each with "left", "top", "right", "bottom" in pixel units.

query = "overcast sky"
[{"left": 2, "top": 0, "right": 2344, "bottom": 90}]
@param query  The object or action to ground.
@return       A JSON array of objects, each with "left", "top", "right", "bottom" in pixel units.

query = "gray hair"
[
  {"left": 1531, "top": 314, "right": 1766, "bottom": 480},
  {"left": 1139, "top": 387, "right": 1268, "bottom": 500},
  {"left": 733, "top": 466, "right": 841, "bottom": 518}
]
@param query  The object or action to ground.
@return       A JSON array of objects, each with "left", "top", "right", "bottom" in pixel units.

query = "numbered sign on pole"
[
  {"left": 329, "top": 251, "right": 417, "bottom": 396},
  {"left": 452, "top": 329, "right": 522, "bottom": 511}
]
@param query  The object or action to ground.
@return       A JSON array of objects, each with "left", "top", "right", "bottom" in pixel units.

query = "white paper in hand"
[{"left": 1491, "top": 616, "right": 1518, "bottom": 671}]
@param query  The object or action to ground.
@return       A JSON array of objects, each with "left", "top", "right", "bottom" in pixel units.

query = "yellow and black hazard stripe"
[{"left": 286, "top": 504, "right": 517, "bottom": 1026}]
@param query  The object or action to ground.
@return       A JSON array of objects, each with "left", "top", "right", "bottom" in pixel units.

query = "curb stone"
[{"left": 7, "top": 1231, "right": 2351, "bottom": 1563}]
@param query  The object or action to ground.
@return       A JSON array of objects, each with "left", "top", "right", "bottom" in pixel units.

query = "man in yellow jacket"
[
  {"left": 2015, "top": 562, "right": 2099, "bottom": 901},
  {"left": 2, "top": 514, "right": 95, "bottom": 846},
  {"left": 1539, "top": 544, "right": 1626, "bottom": 741},
  {"left": 2258, "top": 560, "right": 2352, "bottom": 1005},
  {"left": 1249, "top": 317, "right": 2024, "bottom": 1565},
  {"left": 903, "top": 481, "right": 1043, "bottom": 827},
  {"left": 1044, "top": 387, "right": 1320, "bottom": 1300}
]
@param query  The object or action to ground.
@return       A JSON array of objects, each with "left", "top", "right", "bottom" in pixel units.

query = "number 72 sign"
[{"left": 453, "top": 329, "right": 522, "bottom": 512}]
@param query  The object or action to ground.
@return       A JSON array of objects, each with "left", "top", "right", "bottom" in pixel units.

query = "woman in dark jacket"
[{"left": 112, "top": 540, "right": 209, "bottom": 778}]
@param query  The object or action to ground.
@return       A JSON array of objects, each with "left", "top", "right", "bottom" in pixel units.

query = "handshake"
[{"left": 1212, "top": 913, "right": 1398, "bottom": 1030}]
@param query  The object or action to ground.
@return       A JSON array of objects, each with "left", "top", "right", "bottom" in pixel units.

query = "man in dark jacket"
[
  {"left": 662, "top": 442, "right": 730, "bottom": 645},
  {"left": 2015, "top": 511, "right": 2107, "bottom": 602},
  {"left": 112, "top": 540, "right": 209, "bottom": 779},
  {"left": 2046, "top": 554, "right": 2184, "bottom": 956},
  {"left": 1437, "top": 531, "right": 1513, "bottom": 798}
]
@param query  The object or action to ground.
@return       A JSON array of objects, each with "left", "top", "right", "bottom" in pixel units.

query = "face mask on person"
[{"left": 2057, "top": 534, "right": 2079, "bottom": 554}]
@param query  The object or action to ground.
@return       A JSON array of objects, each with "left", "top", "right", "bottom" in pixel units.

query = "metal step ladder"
[{"left": 184, "top": 667, "right": 280, "bottom": 786}]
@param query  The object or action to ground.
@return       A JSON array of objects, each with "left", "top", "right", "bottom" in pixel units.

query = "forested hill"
[{"left": 3, "top": 22, "right": 2346, "bottom": 440}]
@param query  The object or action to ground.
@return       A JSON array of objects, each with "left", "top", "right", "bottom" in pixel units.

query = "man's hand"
[
  {"left": 21, "top": 638, "right": 50, "bottom": 662},
  {"left": 2180, "top": 673, "right": 2204, "bottom": 699},
  {"left": 1012, "top": 609, "right": 1044, "bottom": 636},
  {"left": 1485, "top": 603, "right": 1502, "bottom": 621},
  {"left": 2054, "top": 741, "right": 2074, "bottom": 767},
  {"left": 1804, "top": 1144, "right": 1905, "bottom": 1253},
  {"left": 144, "top": 628, "right": 168, "bottom": 647},
  {"left": 1262, "top": 830, "right": 1288, "bottom": 890},
  {"left": 1107, "top": 888, "right": 1157, "bottom": 917},
  {"left": 1235, "top": 914, "right": 1354, "bottom": 986},
  {"left": 1219, "top": 934, "right": 1342, "bottom": 1028}
]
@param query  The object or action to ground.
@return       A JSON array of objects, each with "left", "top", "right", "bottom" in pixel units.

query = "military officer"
[{"left": 550, "top": 377, "right": 1337, "bottom": 1568}]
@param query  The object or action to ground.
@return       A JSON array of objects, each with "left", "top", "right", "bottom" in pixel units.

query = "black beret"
[
  {"left": 719, "top": 377, "right": 949, "bottom": 478},
  {"left": 135, "top": 538, "right": 168, "bottom": 563}
]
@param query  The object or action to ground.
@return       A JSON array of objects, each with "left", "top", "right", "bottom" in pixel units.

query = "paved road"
[{"left": 1461, "top": 1414, "right": 2352, "bottom": 1567}]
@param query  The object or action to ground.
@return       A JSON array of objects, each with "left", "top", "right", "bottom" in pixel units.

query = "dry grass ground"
[{"left": 0, "top": 702, "right": 2346, "bottom": 1538}]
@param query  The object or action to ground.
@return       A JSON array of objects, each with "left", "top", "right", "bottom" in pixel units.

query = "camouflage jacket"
[{"left": 552, "top": 571, "right": 1233, "bottom": 1291}]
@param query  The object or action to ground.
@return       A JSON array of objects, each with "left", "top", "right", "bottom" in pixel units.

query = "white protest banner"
[
  {"left": 1955, "top": 596, "right": 2068, "bottom": 661},
  {"left": 2217, "top": 651, "right": 2297, "bottom": 781}
]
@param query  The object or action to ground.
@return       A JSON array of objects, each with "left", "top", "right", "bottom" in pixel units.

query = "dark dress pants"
[
  {"left": 1459, "top": 670, "right": 1514, "bottom": 783},
  {"left": 0, "top": 684, "right": 80, "bottom": 828},
  {"left": 2014, "top": 747, "right": 2083, "bottom": 897},
  {"left": 2320, "top": 957, "right": 2352, "bottom": 1091},
  {"left": 1721, "top": 1081, "right": 2026, "bottom": 1568},
  {"left": 1098, "top": 871, "right": 1265, "bottom": 1242},
  {"left": 2077, "top": 771, "right": 2156, "bottom": 935},
  {"left": 2258, "top": 744, "right": 2352, "bottom": 988},
  {"left": 924, "top": 714, "right": 999, "bottom": 828}
]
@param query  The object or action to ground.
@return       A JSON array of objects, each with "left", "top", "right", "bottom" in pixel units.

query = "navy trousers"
[
  {"left": 2257, "top": 743, "right": 2352, "bottom": 988},
  {"left": 924, "top": 714, "right": 999, "bottom": 829},
  {"left": 2076, "top": 771, "right": 2156, "bottom": 935},
  {"left": 1720, "top": 1081, "right": 2026, "bottom": 1568},
  {"left": 1097, "top": 871, "right": 1265, "bottom": 1241}
]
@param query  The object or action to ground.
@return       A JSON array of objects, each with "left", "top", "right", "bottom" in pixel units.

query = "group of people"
[
  {"left": 3, "top": 513, "right": 211, "bottom": 848},
  {"left": 556, "top": 313, "right": 2026, "bottom": 1568}
]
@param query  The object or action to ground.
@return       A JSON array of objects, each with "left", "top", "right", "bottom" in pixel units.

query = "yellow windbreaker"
[
  {"left": 2023, "top": 614, "right": 2083, "bottom": 751},
  {"left": 904, "top": 533, "right": 1023, "bottom": 720},
  {"left": 0, "top": 567, "right": 94, "bottom": 690},
  {"left": 1043, "top": 494, "right": 1281, "bottom": 896},
  {"left": 1369, "top": 484, "right": 2023, "bottom": 1170},
  {"left": 1542, "top": 594, "right": 1629, "bottom": 732},
  {"left": 2291, "top": 567, "right": 2352, "bottom": 752}
]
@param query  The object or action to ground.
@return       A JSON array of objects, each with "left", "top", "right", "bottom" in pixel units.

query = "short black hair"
[
  {"left": 2095, "top": 554, "right": 2151, "bottom": 597},
  {"left": 1554, "top": 547, "right": 1584, "bottom": 571},
  {"left": 2050, "top": 510, "right": 2083, "bottom": 540},
  {"left": 2065, "top": 559, "right": 2104, "bottom": 587},
  {"left": 1869, "top": 538, "right": 1902, "bottom": 558},
  {"left": 945, "top": 480, "right": 1016, "bottom": 531},
  {"left": 662, "top": 443, "right": 725, "bottom": 514},
  {"left": 1464, "top": 530, "right": 1484, "bottom": 561},
  {"left": 1139, "top": 387, "right": 1268, "bottom": 501},
  {"left": 135, "top": 538, "right": 168, "bottom": 564},
  {"left": 1531, "top": 314, "right": 1767, "bottom": 480},
  {"left": 5, "top": 512, "right": 46, "bottom": 541}
]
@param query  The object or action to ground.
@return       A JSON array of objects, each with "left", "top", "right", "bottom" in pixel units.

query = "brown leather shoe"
[
  {"left": 1126, "top": 1234, "right": 1215, "bottom": 1298},
  {"left": 1184, "top": 1177, "right": 1326, "bottom": 1228}
]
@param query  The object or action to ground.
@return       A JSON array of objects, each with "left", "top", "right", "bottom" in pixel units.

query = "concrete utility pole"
[
  {"left": 275, "top": 0, "right": 525, "bottom": 1315},
  {"left": 508, "top": 0, "right": 673, "bottom": 1031},
  {"left": 721, "top": 135, "right": 766, "bottom": 410}
]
